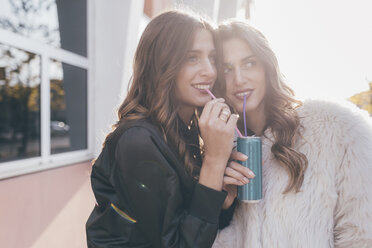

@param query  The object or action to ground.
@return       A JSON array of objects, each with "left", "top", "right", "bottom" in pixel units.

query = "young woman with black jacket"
[{"left": 86, "top": 10, "right": 253, "bottom": 248}]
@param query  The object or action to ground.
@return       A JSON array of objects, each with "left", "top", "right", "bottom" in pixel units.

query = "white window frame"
[{"left": 0, "top": 1, "right": 93, "bottom": 179}]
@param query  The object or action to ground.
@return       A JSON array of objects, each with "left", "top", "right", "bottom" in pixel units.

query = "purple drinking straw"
[{"left": 243, "top": 95, "right": 247, "bottom": 137}]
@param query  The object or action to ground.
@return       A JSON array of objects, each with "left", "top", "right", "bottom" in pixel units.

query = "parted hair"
[
  {"left": 104, "top": 10, "right": 216, "bottom": 176},
  {"left": 217, "top": 20, "right": 308, "bottom": 193}
]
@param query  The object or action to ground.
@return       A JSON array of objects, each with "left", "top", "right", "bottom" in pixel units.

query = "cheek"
[
  {"left": 180, "top": 65, "right": 198, "bottom": 82},
  {"left": 175, "top": 69, "right": 191, "bottom": 92},
  {"left": 211, "top": 66, "right": 217, "bottom": 79},
  {"left": 225, "top": 84, "right": 235, "bottom": 103},
  {"left": 224, "top": 74, "right": 233, "bottom": 87},
  {"left": 256, "top": 85, "right": 266, "bottom": 104},
  {"left": 225, "top": 91, "right": 240, "bottom": 111},
  {"left": 174, "top": 79, "right": 183, "bottom": 99},
  {"left": 253, "top": 69, "right": 267, "bottom": 97},
  {"left": 176, "top": 67, "right": 187, "bottom": 85}
]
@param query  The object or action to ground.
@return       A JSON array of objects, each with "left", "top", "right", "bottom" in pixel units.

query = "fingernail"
[
  {"left": 249, "top": 171, "right": 255, "bottom": 178},
  {"left": 243, "top": 177, "right": 249, "bottom": 183},
  {"left": 242, "top": 155, "right": 248, "bottom": 160}
]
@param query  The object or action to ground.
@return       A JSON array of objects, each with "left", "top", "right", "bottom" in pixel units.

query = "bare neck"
[{"left": 177, "top": 106, "right": 195, "bottom": 126}]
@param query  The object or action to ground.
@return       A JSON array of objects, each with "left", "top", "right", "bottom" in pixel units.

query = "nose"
[
  {"left": 234, "top": 68, "right": 245, "bottom": 86},
  {"left": 200, "top": 58, "right": 216, "bottom": 78}
]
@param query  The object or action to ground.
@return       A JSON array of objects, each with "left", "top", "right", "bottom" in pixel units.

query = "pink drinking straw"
[{"left": 205, "top": 89, "right": 244, "bottom": 138}]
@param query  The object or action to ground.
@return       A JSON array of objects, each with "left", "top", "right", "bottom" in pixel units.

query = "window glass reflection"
[
  {"left": 0, "top": 43, "right": 41, "bottom": 162},
  {"left": 50, "top": 60, "right": 87, "bottom": 154},
  {"left": 0, "top": 0, "right": 87, "bottom": 57}
]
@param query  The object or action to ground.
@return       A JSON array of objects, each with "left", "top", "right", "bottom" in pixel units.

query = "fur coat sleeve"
[{"left": 327, "top": 101, "right": 372, "bottom": 247}]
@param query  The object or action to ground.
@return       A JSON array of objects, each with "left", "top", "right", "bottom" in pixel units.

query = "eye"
[
  {"left": 243, "top": 60, "right": 257, "bottom": 69},
  {"left": 224, "top": 64, "right": 233, "bottom": 74},
  {"left": 187, "top": 55, "right": 199, "bottom": 63}
]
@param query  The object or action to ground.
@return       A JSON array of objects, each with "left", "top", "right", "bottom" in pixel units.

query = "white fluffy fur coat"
[{"left": 213, "top": 100, "right": 372, "bottom": 248}]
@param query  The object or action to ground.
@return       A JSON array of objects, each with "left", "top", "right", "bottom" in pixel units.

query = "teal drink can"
[{"left": 237, "top": 136, "right": 262, "bottom": 203}]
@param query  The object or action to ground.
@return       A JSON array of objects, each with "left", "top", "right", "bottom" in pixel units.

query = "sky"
[{"left": 248, "top": 0, "right": 372, "bottom": 101}]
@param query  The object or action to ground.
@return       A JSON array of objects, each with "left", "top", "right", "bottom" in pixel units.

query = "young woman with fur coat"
[{"left": 212, "top": 20, "right": 372, "bottom": 248}]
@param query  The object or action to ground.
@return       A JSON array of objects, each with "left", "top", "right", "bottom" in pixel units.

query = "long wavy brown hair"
[
  {"left": 217, "top": 20, "right": 308, "bottom": 193},
  {"left": 105, "top": 10, "right": 216, "bottom": 176}
]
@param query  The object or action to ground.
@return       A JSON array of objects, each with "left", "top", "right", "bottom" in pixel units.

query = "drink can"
[{"left": 237, "top": 136, "right": 262, "bottom": 203}]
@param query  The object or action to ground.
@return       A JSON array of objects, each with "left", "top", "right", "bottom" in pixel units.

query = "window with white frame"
[{"left": 0, "top": 0, "right": 90, "bottom": 179}]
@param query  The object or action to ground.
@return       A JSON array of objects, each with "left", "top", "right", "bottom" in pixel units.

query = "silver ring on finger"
[
  {"left": 219, "top": 114, "right": 229, "bottom": 122},
  {"left": 219, "top": 109, "right": 231, "bottom": 122}
]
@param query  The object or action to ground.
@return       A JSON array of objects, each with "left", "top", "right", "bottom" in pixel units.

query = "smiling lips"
[
  {"left": 235, "top": 89, "right": 253, "bottom": 99},
  {"left": 193, "top": 83, "right": 213, "bottom": 96},
  {"left": 193, "top": 83, "right": 211, "bottom": 90},
  {"left": 192, "top": 84, "right": 254, "bottom": 100}
]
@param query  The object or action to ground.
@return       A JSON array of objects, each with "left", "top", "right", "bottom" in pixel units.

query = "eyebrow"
[
  {"left": 223, "top": 55, "right": 256, "bottom": 66},
  {"left": 187, "top": 49, "right": 216, "bottom": 54},
  {"left": 241, "top": 55, "right": 256, "bottom": 63}
]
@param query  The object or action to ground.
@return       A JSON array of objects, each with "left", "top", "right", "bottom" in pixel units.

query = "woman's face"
[
  {"left": 222, "top": 38, "right": 266, "bottom": 116},
  {"left": 175, "top": 28, "right": 217, "bottom": 113}
]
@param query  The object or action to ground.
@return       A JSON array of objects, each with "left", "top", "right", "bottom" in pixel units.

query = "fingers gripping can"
[{"left": 237, "top": 136, "right": 262, "bottom": 203}]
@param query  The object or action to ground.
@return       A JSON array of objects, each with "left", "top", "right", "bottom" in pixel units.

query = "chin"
[
  {"left": 197, "top": 101, "right": 208, "bottom": 108},
  {"left": 235, "top": 103, "right": 258, "bottom": 115},
  {"left": 197, "top": 97, "right": 211, "bottom": 107},
  {"left": 247, "top": 104, "right": 261, "bottom": 114},
  {"left": 233, "top": 104, "right": 244, "bottom": 114}
]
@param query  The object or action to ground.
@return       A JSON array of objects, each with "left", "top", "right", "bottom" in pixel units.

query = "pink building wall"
[{"left": 0, "top": 162, "right": 95, "bottom": 248}]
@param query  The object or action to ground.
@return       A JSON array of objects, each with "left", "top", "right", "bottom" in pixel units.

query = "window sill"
[{"left": 0, "top": 150, "right": 93, "bottom": 180}]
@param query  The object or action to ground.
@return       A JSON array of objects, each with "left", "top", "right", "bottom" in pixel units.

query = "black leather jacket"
[{"left": 86, "top": 118, "right": 236, "bottom": 247}]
